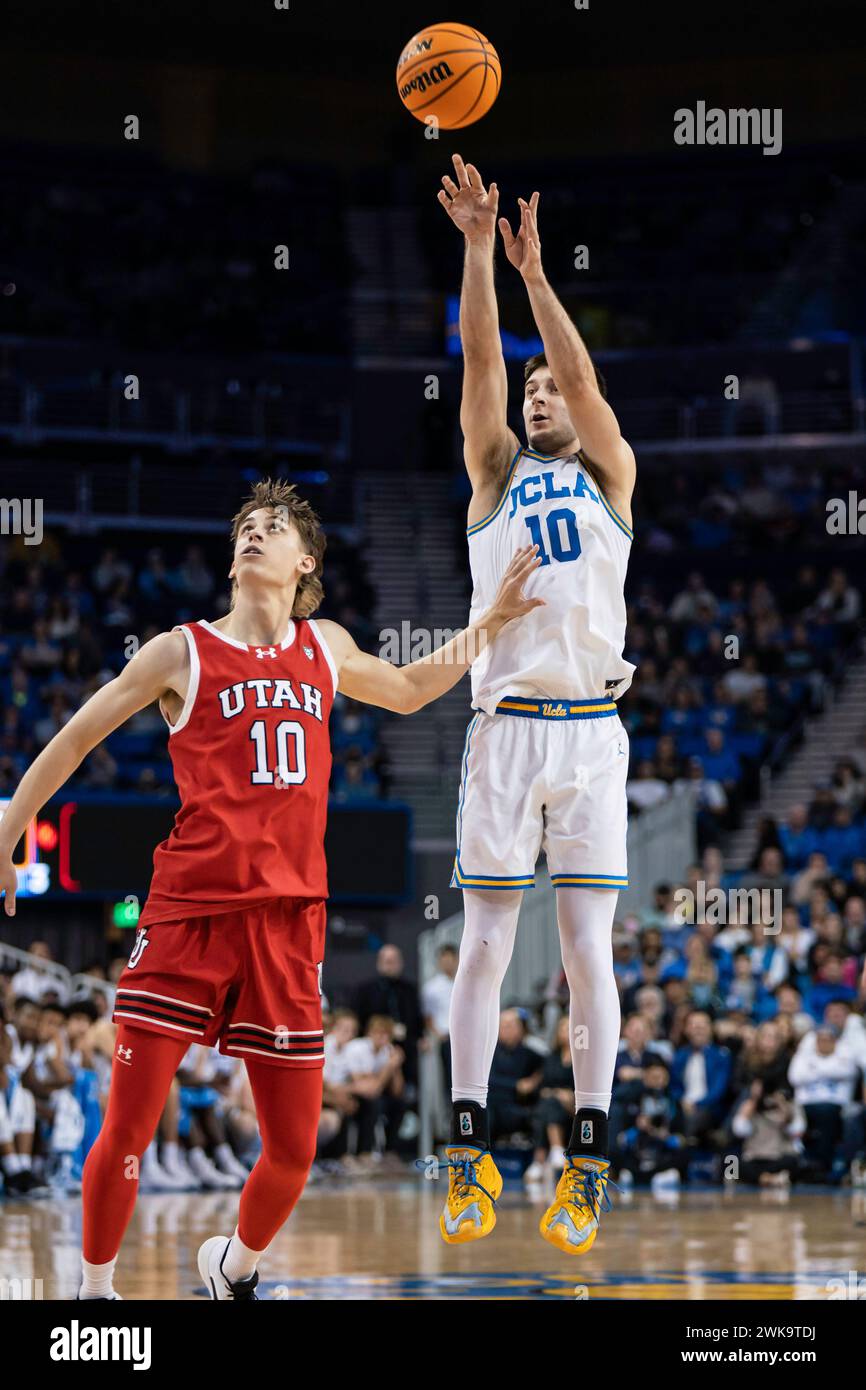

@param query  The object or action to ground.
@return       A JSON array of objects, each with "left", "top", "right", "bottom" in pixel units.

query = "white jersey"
[{"left": 467, "top": 446, "right": 635, "bottom": 713}]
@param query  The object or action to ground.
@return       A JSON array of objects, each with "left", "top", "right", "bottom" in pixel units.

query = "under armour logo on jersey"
[
  {"left": 303, "top": 645, "right": 314, "bottom": 660},
  {"left": 116, "top": 1043, "right": 133, "bottom": 1065},
  {"left": 255, "top": 646, "right": 278, "bottom": 659},
  {"left": 127, "top": 928, "right": 151, "bottom": 970}
]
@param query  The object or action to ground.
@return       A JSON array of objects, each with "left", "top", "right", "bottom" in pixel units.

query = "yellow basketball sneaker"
[
  {"left": 439, "top": 1145, "right": 503, "bottom": 1245},
  {"left": 539, "top": 1155, "right": 615, "bottom": 1255}
]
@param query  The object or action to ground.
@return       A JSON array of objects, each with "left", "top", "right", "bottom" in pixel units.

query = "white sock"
[
  {"left": 2, "top": 1153, "right": 22, "bottom": 1175},
  {"left": 162, "top": 1141, "right": 180, "bottom": 1164},
  {"left": 574, "top": 1092, "right": 612, "bottom": 1114},
  {"left": 449, "top": 888, "right": 523, "bottom": 1105},
  {"left": 18, "top": 1153, "right": 32, "bottom": 1172},
  {"left": 214, "top": 1143, "right": 236, "bottom": 1168},
  {"left": 556, "top": 886, "right": 621, "bottom": 1114},
  {"left": 80, "top": 1256, "right": 117, "bottom": 1299},
  {"left": 222, "top": 1228, "right": 266, "bottom": 1284}
]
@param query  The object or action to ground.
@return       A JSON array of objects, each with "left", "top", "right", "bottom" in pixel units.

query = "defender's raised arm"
[{"left": 316, "top": 545, "right": 543, "bottom": 715}]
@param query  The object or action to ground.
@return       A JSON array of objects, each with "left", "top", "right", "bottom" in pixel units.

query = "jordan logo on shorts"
[
  {"left": 127, "top": 928, "right": 151, "bottom": 970},
  {"left": 581, "top": 1120, "right": 593, "bottom": 1144}
]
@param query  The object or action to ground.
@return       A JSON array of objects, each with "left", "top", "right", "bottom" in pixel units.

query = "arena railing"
[{"left": 0, "top": 941, "right": 115, "bottom": 1011}]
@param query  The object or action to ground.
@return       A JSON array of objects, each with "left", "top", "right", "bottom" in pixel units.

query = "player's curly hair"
[
  {"left": 230, "top": 479, "right": 326, "bottom": 618},
  {"left": 524, "top": 351, "right": 607, "bottom": 400}
]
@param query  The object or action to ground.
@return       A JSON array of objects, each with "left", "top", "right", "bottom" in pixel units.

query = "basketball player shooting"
[
  {"left": 0, "top": 479, "right": 542, "bottom": 1301},
  {"left": 437, "top": 154, "right": 637, "bottom": 1254}
]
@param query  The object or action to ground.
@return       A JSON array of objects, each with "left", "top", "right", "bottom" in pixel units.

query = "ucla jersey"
[{"left": 467, "top": 446, "right": 635, "bottom": 713}]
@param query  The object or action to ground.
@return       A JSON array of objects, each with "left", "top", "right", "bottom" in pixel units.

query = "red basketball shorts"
[{"left": 112, "top": 898, "right": 326, "bottom": 1068}]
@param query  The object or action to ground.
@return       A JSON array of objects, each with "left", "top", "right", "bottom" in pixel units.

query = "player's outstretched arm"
[
  {"left": 318, "top": 545, "right": 544, "bottom": 716},
  {"left": 0, "top": 630, "right": 189, "bottom": 916},
  {"left": 438, "top": 153, "right": 519, "bottom": 504},
  {"left": 500, "top": 192, "right": 636, "bottom": 521}
]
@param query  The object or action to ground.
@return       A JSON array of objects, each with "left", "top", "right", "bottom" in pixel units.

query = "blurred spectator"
[
  {"left": 613, "top": 1060, "right": 688, "bottom": 1187},
  {"left": 670, "top": 1011, "right": 733, "bottom": 1142},
  {"left": 355, "top": 945, "right": 423, "bottom": 1089},
  {"left": 422, "top": 944, "right": 458, "bottom": 1095},
  {"left": 342, "top": 1015, "right": 406, "bottom": 1162},
  {"left": 524, "top": 1016, "right": 574, "bottom": 1182},
  {"left": 487, "top": 1010, "right": 544, "bottom": 1145},
  {"left": 788, "top": 1024, "right": 864, "bottom": 1178}
]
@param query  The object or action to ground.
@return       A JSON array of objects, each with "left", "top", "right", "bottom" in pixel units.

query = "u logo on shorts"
[{"left": 127, "top": 928, "right": 151, "bottom": 971}]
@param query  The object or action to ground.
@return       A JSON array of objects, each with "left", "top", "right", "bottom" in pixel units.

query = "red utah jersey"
[{"left": 139, "top": 616, "right": 335, "bottom": 927}]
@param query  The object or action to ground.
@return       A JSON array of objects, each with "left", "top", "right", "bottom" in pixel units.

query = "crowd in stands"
[
  {"left": 426, "top": 150, "right": 854, "bottom": 349},
  {"left": 1, "top": 150, "right": 351, "bottom": 356},
  {"left": 5, "top": 724, "right": 866, "bottom": 1196},
  {"left": 622, "top": 561, "right": 860, "bottom": 849},
  {"left": 419, "top": 737, "right": 866, "bottom": 1188},
  {"left": 617, "top": 446, "right": 864, "bottom": 849},
  {"left": 1, "top": 949, "right": 259, "bottom": 1196},
  {"left": 0, "top": 938, "right": 427, "bottom": 1194},
  {"left": 0, "top": 531, "right": 386, "bottom": 803}
]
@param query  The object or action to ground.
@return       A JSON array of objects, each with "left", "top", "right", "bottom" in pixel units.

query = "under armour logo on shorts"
[
  {"left": 116, "top": 1044, "right": 133, "bottom": 1065},
  {"left": 255, "top": 646, "right": 278, "bottom": 659}
]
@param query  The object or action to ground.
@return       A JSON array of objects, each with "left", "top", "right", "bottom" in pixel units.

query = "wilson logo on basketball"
[
  {"left": 398, "top": 61, "right": 454, "bottom": 99},
  {"left": 397, "top": 37, "right": 433, "bottom": 69}
]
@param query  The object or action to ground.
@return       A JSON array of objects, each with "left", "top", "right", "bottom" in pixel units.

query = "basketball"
[{"left": 396, "top": 21, "right": 501, "bottom": 129}]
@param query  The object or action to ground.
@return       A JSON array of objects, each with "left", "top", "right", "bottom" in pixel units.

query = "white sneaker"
[
  {"left": 212, "top": 1148, "right": 251, "bottom": 1183},
  {"left": 78, "top": 1289, "right": 123, "bottom": 1300},
  {"left": 188, "top": 1149, "right": 241, "bottom": 1190},
  {"left": 617, "top": 1167, "right": 635, "bottom": 1190},
  {"left": 548, "top": 1145, "right": 566, "bottom": 1172},
  {"left": 197, "top": 1236, "right": 259, "bottom": 1300},
  {"left": 524, "top": 1161, "right": 546, "bottom": 1184},
  {"left": 651, "top": 1167, "right": 681, "bottom": 1193},
  {"left": 161, "top": 1150, "right": 200, "bottom": 1189},
  {"left": 140, "top": 1156, "right": 185, "bottom": 1192}
]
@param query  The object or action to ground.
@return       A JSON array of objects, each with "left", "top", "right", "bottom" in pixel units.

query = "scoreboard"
[{"left": 1, "top": 796, "right": 413, "bottom": 906}]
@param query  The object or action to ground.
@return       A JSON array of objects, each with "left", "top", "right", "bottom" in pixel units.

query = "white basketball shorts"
[{"left": 450, "top": 695, "right": 629, "bottom": 891}]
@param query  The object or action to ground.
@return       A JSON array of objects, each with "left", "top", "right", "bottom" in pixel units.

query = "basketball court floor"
[{"left": 3, "top": 1178, "right": 865, "bottom": 1300}]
